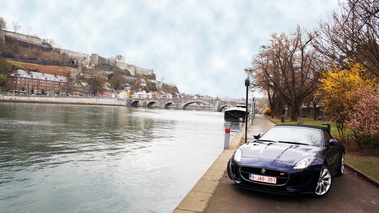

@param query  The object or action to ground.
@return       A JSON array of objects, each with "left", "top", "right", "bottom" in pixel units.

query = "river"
[{"left": 0, "top": 102, "right": 237, "bottom": 213}]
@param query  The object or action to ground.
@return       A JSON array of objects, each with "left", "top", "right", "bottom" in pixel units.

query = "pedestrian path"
[{"left": 173, "top": 114, "right": 275, "bottom": 213}]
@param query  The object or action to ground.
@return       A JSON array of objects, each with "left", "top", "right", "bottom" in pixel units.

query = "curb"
[{"left": 345, "top": 164, "right": 379, "bottom": 188}]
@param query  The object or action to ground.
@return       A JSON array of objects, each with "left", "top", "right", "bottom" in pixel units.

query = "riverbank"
[{"left": 0, "top": 95, "right": 126, "bottom": 106}]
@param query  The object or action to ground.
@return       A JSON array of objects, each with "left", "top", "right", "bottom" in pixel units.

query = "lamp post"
[
  {"left": 244, "top": 67, "right": 253, "bottom": 143},
  {"left": 250, "top": 88, "right": 255, "bottom": 125}
]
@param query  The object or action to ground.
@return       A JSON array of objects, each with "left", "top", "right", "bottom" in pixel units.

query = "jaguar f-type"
[{"left": 227, "top": 124, "right": 345, "bottom": 197}]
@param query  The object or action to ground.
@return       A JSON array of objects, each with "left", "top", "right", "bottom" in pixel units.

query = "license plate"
[{"left": 249, "top": 174, "right": 277, "bottom": 184}]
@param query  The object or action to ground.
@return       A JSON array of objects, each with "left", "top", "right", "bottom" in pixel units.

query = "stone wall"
[
  {"left": 2, "top": 30, "right": 42, "bottom": 45},
  {"left": 126, "top": 64, "right": 154, "bottom": 76},
  {"left": 1, "top": 30, "right": 53, "bottom": 52},
  {"left": 57, "top": 49, "right": 91, "bottom": 66}
]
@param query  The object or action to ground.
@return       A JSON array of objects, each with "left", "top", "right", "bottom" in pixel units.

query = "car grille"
[{"left": 240, "top": 166, "right": 289, "bottom": 186}]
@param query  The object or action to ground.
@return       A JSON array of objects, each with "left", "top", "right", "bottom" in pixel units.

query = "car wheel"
[
  {"left": 314, "top": 166, "right": 332, "bottom": 197},
  {"left": 336, "top": 153, "right": 345, "bottom": 176}
]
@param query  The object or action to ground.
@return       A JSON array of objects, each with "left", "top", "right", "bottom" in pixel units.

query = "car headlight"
[
  {"left": 293, "top": 157, "right": 315, "bottom": 169},
  {"left": 233, "top": 149, "right": 242, "bottom": 162}
]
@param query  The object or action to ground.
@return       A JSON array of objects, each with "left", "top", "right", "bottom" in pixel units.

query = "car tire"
[
  {"left": 336, "top": 153, "right": 345, "bottom": 176},
  {"left": 314, "top": 166, "right": 332, "bottom": 197}
]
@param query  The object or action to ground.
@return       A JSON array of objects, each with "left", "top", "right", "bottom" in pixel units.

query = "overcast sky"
[{"left": 1, "top": 0, "right": 342, "bottom": 99}]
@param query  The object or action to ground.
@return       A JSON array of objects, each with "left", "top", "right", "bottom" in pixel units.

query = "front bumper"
[{"left": 227, "top": 159, "right": 321, "bottom": 195}]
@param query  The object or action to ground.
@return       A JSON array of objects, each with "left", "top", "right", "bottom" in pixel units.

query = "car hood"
[{"left": 239, "top": 142, "right": 322, "bottom": 167}]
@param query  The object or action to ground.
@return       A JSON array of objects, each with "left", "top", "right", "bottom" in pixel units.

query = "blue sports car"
[{"left": 227, "top": 124, "right": 345, "bottom": 197}]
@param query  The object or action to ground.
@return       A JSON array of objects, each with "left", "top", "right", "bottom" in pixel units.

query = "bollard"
[
  {"left": 239, "top": 118, "right": 243, "bottom": 130},
  {"left": 224, "top": 127, "right": 231, "bottom": 149}
]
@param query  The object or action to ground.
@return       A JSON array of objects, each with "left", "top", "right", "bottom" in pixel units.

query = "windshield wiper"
[
  {"left": 278, "top": 141, "right": 309, "bottom": 146},
  {"left": 257, "top": 139, "right": 278, "bottom": 143}
]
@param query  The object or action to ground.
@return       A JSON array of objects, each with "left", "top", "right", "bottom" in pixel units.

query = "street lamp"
[
  {"left": 250, "top": 88, "right": 255, "bottom": 125},
  {"left": 244, "top": 67, "right": 253, "bottom": 143}
]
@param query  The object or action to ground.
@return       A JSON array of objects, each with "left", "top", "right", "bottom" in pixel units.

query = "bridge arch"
[
  {"left": 147, "top": 101, "right": 159, "bottom": 108},
  {"left": 130, "top": 100, "right": 139, "bottom": 107},
  {"left": 164, "top": 101, "right": 175, "bottom": 109},
  {"left": 182, "top": 100, "right": 212, "bottom": 110},
  {"left": 218, "top": 104, "right": 231, "bottom": 112}
]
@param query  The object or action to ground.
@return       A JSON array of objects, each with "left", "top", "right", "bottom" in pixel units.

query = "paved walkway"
[{"left": 173, "top": 114, "right": 275, "bottom": 213}]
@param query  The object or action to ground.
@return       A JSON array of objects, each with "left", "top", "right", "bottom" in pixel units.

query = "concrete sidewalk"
[{"left": 173, "top": 114, "right": 275, "bottom": 213}]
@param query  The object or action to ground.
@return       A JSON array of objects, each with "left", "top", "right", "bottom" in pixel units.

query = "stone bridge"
[{"left": 126, "top": 98, "right": 236, "bottom": 112}]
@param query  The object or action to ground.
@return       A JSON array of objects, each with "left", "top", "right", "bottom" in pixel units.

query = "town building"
[{"left": 6, "top": 69, "right": 89, "bottom": 95}]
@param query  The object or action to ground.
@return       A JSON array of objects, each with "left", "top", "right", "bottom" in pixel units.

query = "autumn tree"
[
  {"left": 252, "top": 26, "right": 322, "bottom": 121},
  {"left": 316, "top": 60, "right": 376, "bottom": 141},
  {"left": 312, "top": 0, "right": 379, "bottom": 79}
]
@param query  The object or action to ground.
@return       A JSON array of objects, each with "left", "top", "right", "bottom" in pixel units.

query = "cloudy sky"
[{"left": 1, "top": 0, "right": 342, "bottom": 99}]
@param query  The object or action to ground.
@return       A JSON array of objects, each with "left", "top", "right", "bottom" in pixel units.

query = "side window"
[{"left": 323, "top": 130, "right": 332, "bottom": 146}]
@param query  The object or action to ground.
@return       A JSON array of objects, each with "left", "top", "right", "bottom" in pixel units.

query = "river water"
[{"left": 0, "top": 102, "right": 237, "bottom": 213}]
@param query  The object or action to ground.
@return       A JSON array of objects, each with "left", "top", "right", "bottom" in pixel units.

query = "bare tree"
[
  {"left": 87, "top": 71, "right": 105, "bottom": 96},
  {"left": 12, "top": 21, "right": 21, "bottom": 32},
  {"left": 311, "top": 0, "right": 379, "bottom": 78},
  {"left": 0, "top": 17, "right": 6, "bottom": 30},
  {"left": 252, "top": 26, "right": 322, "bottom": 121}
]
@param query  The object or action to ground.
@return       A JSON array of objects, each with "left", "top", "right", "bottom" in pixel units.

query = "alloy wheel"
[
  {"left": 336, "top": 153, "right": 345, "bottom": 176},
  {"left": 315, "top": 166, "right": 332, "bottom": 196}
]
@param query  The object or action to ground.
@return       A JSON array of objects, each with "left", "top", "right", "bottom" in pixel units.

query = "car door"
[{"left": 323, "top": 130, "right": 341, "bottom": 173}]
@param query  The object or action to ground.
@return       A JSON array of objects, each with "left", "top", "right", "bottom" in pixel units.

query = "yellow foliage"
[
  {"left": 317, "top": 61, "right": 376, "bottom": 117},
  {"left": 263, "top": 106, "right": 271, "bottom": 115},
  {"left": 316, "top": 60, "right": 378, "bottom": 140}
]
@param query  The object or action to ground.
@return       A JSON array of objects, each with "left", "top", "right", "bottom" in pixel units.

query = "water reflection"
[{"left": 0, "top": 103, "right": 226, "bottom": 212}]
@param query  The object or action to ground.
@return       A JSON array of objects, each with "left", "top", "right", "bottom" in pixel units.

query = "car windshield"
[{"left": 259, "top": 126, "right": 323, "bottom": 147}]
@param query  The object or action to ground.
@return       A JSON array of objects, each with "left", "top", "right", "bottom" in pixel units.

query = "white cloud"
[{"left": 0, "top": 0, "right": 342, "bottom": 98}]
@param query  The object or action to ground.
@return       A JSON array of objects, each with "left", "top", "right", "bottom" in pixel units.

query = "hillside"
[
  {"left": 0, "top": 59, "right": 75, "bottom": 76},
  {"left": 0, "top": 30, "right": 179, "bottom": 94},
  {"left": 0, "top": 31, "right": 75, "bottom": 68}
]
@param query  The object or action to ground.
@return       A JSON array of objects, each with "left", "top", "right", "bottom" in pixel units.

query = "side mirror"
[
  {"left": 254, "top": 134, "right": 261, "bottom": 139},
  {"left": 328, "top": 138, "right": 339, "bottom": 146}
]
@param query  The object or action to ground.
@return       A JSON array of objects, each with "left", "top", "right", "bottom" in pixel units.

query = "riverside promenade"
[{"left": 173, "top": 114, "right": 275, "bottom": 212}]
